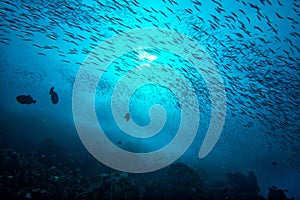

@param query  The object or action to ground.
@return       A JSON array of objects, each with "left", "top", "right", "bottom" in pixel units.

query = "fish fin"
[{"left": 49, "top": 87, "right": 54, "bottom": 94}]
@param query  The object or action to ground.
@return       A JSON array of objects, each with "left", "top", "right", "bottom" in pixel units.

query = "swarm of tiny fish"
[{"left": 0, "top": 0, "right": 299, "bottom": 170}]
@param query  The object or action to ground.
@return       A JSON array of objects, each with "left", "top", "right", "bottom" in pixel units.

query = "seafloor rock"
[
  {"left": 35, "top": 138, "right": 74, "bottom": 170},
  {"left": 167, "top": 163, "right": 203, "bottom": 200},
  {"left": 2, "top": 144, "right": 293, "bottom": 200},
  {"left": 226, "top": 171, "right": 265, "bottom": 200},
  {"left": 78, "top": 172, "right": 142, "bottom": 200},
  {"left": 143, "top": 162, "right": 203, "bottom": 200},
  {"left": 268, "top": 187, "right": 294, "bottom": 200},
  {"left": 36, "top": 138, "right": 65, "bottom": 159},
  {"left": 0, "top": 143, "right": 95, "bottom": 200}
]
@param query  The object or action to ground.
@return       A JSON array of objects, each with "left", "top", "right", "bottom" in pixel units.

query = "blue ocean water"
[{"left": 0, "top": 0, "right": 299, "bottom": 199}]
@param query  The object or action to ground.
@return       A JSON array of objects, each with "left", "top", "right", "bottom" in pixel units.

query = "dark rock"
[
  {"left": 167, "top": 163, "right": 203, "bottom": 200},
  {"left": 143, "top": 163, "right": 203, "bottom": 200},
  {"left": 268, "top": 187, "right": 294, "bottom": 200},
  {"left": 227, "top": 172, "right": 265, "bottom": 200},
  {"left": 79, "top": 172, "right": 142, "bottom": 200}
]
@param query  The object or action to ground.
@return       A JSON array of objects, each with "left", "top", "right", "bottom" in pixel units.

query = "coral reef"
[
  {"left": 79, "top": 172, "right": 142, "bottom": 200},
  {"left": 0, "top": 139, "right": 295, "bottom": 200}
]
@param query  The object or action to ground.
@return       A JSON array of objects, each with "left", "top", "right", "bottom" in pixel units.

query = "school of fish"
[{"left": 0, "top": 0, "right": 299, "bottom": 169}]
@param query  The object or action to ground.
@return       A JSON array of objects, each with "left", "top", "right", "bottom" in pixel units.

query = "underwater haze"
[{"left": 0, "top": 0, "right": 299, "bottom": 199}]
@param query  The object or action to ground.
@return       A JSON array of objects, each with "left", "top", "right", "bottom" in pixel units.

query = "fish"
[
  {"left": 275, "top": 12, "right": 284, "bottom": 19},
  {"left": 49, "top": 87, "right": 59, "bottom": 104},
  {"left": 248, "top": 3, "right": 260, "bottom": 11},
  {"left": 0, "top": 0, "right": 299, "bottom": 172},
  {"left": 239, "top": 9, "right": 246, "bottom": 15},
  {"left": 277, "top": 0, "right": 283, "bottom": 6},
  {"left": 16, "top": 95, "right": 36, "bottom": 104},
  {"left": 254, "top": 26, "right": 263, "bottom": 32},
  {"left": 124, "top": 112, "right": 130, "bottom": 121},
  {"left": 233, "top": 32, "right": 244, "bottom": 38}
]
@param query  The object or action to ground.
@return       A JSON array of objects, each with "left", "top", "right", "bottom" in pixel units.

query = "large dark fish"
[
  {"left": 49, "top": 87, "right": 58, "bottom": 104},
  {"left": 16, "top": 95, "right": 36, "bottom": 104}
]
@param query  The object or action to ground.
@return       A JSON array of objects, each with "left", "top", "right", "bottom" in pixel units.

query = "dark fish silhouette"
[
  {"left": 49, "top": 87, "right": 59, "bottom": 104},
  {"left": 124, "top": 112, "right": 130, "bottom": 121},
  {"left": 16, "top": 95, "right": 36, "bottom": 104}
]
